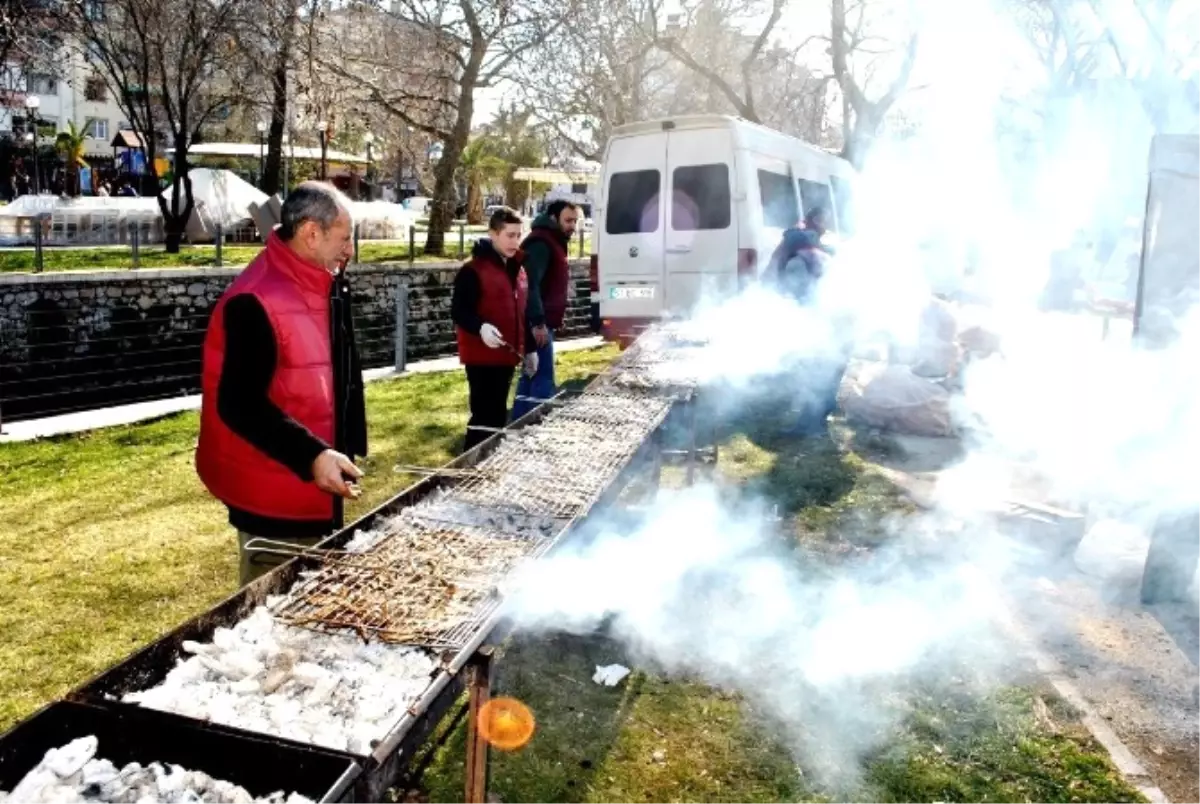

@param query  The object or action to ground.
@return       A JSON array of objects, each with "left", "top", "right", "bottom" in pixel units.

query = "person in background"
[
  {"left": 96, "top": 182, "right": 110, "bottom": 197},
  {"left": 511, "top": 200, "right": 580, "bottom": 420},
  {"left": 196, "top": 181, "right": 366, "bottom": 586},
  {"left": 117, "top": 182, "right": 137, "bottom": 197},
  {"left": 451, "top": 206, "right": 537, "bottom": 452},
  {"left": 764, "top": 206, "right": 848, "bottom": 436},
  {"left": 764, "top": 205, "right": 834, "bottom": 303}
]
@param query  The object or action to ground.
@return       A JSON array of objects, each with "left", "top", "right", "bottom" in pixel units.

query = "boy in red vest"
[
  {"left": 196, "top": 182, "right": 367, "bottom": 585},
  {"left": 511, "top": 200, "right": 580, "bottom": 420},
  {"left": 451, "top": 207, "right": 536, "bottom": 452}
]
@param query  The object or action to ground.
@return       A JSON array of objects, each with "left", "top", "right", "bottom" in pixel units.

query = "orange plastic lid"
[{"left": 477, "top": 697, "right": 536, "bottom": 751}]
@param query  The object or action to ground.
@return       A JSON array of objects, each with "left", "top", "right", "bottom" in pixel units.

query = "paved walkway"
[{"left": 0, "top": 336, "right": 605, "bottom": 443}]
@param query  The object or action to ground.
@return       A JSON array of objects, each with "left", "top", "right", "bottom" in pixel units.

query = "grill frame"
[
  {"left": 61, "top": 382, "right": 682, "bottom": 802},
  {"left": 0, "top": 700, "right": 362, "bottom": 803}
]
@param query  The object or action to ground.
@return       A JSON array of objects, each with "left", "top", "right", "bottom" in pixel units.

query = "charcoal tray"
[{"left": 0, "top": 700, "right": 360, "bottom": 802}]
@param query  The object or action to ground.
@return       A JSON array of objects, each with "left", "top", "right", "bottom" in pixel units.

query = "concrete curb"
[
  {"left": 996, "top": 609, "right": 1170, "bottom": 803},
  {"left": 0, "top": 336, "right": 606, "bottom": 443},
  {"left": 875, "top": 455, "right": 1171, "bottom": 803}
]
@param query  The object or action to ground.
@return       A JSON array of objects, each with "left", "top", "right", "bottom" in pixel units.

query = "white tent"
[{"left": 160, "top": 168, "right": 269, "bottom": 243}]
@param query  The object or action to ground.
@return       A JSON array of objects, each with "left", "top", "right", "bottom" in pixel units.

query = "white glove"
[
  {"left": 523, "top": 351, "right": 539, "bottom": 377},
  {"left": 479, "top": 323, "right": 504, "bottom": 349}
]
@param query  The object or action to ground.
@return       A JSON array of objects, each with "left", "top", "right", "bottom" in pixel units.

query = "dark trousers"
[{"left": 464, "top": 364, "right": 515, "bottom": 452}]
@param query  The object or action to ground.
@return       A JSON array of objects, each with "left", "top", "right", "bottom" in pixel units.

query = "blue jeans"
[{"left": 511, "top": 328, "right": 556, "bottom": 421}]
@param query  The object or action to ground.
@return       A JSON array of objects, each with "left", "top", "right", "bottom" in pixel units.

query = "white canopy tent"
[
  {"left": 189, "top": 142, "right": 368, "bottom": 165},
  {"left": 159, "top": 168, "right": 269, "bottom": 243}
]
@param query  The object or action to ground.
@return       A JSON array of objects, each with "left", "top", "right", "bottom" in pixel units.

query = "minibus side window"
[
  {"left": 606, "top": 170, "right": 661, "bottom": 235},
  {"left": 672, "top": 164, "right": 731, "bottom": 231},
  {"left": 797, "top": 179, "right": 836, "bottom": 233},
  {"left": 758, "top": 169, "right": 799, "bottom": 228},
  {"left": 829, "top": 175, "right": 855, "bottom": 235}
]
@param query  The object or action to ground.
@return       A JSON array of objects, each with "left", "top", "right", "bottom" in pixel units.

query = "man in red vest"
[
  {"left": 511, "top": 200, "right": 580, "bottom": 420},
  {"left": 451, "top": 207, "right": 535, "bottom": 452},
  {"left": 196, "top": 181, "right": 367, "bottom": 586}
]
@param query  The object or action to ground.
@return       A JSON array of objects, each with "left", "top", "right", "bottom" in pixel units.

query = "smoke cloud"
[{"left": 506, "top": 0, "right": 1198, "bottom": 788}]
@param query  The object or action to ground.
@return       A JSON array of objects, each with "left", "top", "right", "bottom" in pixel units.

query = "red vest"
[
  {"left": 456, "top": 245, "right": 529, "bottom": 367},
  {"left": 522, "top": 226, "right": 570, "bottom": 330},
  {"left": 196, "top": 234, "right": 336, "bottom": 521}
]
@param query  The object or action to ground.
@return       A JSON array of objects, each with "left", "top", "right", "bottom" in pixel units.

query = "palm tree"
[
  {"left": 458, "top": 136, "right": 508, "bottom": 225},
  {"left": 55, "top": 122, "right": 88, "bottom": 197},
  {"left": 482, "top": 106, "right": 549, "bottom": 213}
]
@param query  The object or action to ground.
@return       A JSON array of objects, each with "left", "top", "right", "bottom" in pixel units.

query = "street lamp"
[
  {"left": 316, "top": 119, "right": 328, "bottom": 180},
  {"left": 281, "top": 133, "right": 291, "bottom": 198},
  {"left": 362, "top": 132, "right": 374, "bottom": 200},
  {"left": 256, "top": 120, "right": 267, "bottom": 189},
  {"left": 25, "top": 95, "right": 41, "bottom": 195}
]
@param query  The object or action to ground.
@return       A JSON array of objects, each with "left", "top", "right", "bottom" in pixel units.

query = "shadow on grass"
[{"left": 419, "top": 632, "right": 639, "bottom": 803}]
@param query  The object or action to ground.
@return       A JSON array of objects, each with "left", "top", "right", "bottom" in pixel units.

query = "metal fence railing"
[
  {"left": 0, "top": 268, "right": 596, "bottom": 427},
  {"left": 2, "top": 218, "right": 593, "bottom": 273}
]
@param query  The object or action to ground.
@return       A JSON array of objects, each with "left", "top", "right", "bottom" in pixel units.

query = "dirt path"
[{"left": 868, "top": 433, "right": 1200, "bottom": 803}]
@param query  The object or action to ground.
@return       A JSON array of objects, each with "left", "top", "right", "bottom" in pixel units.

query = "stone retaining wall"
[{"left": 0, "top": 260, "right": 594, "bottom": 421}]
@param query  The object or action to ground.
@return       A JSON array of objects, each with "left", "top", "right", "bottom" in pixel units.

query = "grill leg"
[{"left": 464, "top": 648, "right": 494, "bottom": 804}]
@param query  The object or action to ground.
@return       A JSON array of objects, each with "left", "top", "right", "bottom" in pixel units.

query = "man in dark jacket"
[
  {"left": 764, "top": 206, "right": 833, "bottom": 303},
  {"left": 196, "top": 182, "right": 367, "bottom": 586},
  {"left": 511, "top": 200, "right": 580, "bottom": 420},
  {"left": 452, "top": 207, "right": 537, "bottom": 452},
  {"left": 763, "top": 206, "right": 848, "bottom": 436}
]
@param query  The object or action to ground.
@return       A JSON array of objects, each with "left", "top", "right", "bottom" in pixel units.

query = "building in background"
[{"left": 1, "top": 39, "right": 130, "bottom": 158}]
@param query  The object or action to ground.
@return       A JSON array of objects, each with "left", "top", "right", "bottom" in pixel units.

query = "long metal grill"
[
  {"left": 272, "top": 510, "right": 551, "bottom": 647},
  {"left": 270, "top": 326, "right": 692, "bottom": 650},
  {"left": 440, "top": 416, "right": 661, "bottom": 519},
  {"left": 541, "top": 392, "right": 673, "bottom": 429}
]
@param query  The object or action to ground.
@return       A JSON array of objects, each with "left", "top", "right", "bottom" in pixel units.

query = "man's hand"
[
  {"left": 311, "top": 449, "right": 363, "bottom": 499},
  {"left": 480, "top": 323, "right": 504, "bottom": 349},
  {"left": 523, "top": 351, "right": 539, "bottom": 378},
  {"left": 532, "top": 324, "right": 550, "bottom": 348}
]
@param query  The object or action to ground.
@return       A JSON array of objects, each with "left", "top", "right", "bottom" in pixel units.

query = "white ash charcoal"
[
  {"left": 344, "top": 528, "right": 385, "bottom": 553},
  {"left": 123, "top": 606, "right": 435, "bottom": 754},
  {"left": 1, "top": 740, "right": 314, "bottom": 804}
]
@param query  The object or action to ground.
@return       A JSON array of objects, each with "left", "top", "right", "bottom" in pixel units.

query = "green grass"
[
  {"left": 0, "top": 236, "right": 595, "bottom": 274},
  {"left": 413, "top": 413, "right": 1143, "bottom": 803},
  {"left": 0, "top": 373, "right": 1146, "bottom": 803},
  {"left": 0, "top": 345, "right": 617, "bottom": 731}
]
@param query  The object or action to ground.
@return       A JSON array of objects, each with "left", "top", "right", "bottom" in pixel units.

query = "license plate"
[{"left": 610, "top": 286, "right": 655, "bottom": 300}]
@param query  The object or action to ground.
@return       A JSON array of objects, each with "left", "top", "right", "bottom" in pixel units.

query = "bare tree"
[
  {"left": 65, "top": 0, "right": 252, "bottom": 251},
  {"left": 0, "top": 0, "right": 62, "bottom": 95},
  {"left": 226, "top": 0, "right": 299, "bottom": 196},
  {"left": 829, "top": 0, "right": 919, "bottom": 167},
  {"left": 527, "top": 0, "right": 836, "bottom": 158},
  {"left": 1012, "top": 0, "right": 1198, "bottom": 132},
  {"left": 518, "top": 0, "right": 668, "bottom": 160},
  {"left": 654, "top": 0, "right": 789, "bottom": 123},
  {"left": 306, "top": 0, "right": 569, "bottom": 253}
]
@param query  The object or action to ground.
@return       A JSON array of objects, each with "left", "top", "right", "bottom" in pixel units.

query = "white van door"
[
  {"left": 664, "top": 128, "right": 738, "bottom": 312},
  {"left": 599, "top": 134, "right": 667, "bottom": 319}
]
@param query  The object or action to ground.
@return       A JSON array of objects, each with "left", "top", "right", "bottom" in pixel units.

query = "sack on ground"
[{"left": 843, "top": 364, "right": 954, "bottom": 437}]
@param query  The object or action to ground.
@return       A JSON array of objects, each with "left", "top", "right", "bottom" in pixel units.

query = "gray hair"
[{"left": 278, "top": 181, "right": 353, "bottom": 240}]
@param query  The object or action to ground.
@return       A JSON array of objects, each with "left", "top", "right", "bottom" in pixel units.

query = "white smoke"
[
  {"left": 506, "top": 486, "right": 1019, "bottom": 784},
  {"left": 505, "top": 0, "right": 1197, "bottom": 788}
]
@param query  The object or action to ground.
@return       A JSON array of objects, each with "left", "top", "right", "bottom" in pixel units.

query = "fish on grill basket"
[{"left": 272, "top": 515, "right": 548, "bottom": 647}]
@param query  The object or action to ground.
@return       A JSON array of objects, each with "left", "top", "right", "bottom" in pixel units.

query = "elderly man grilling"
[{"left": 196, "top": 181, "right": 367, "bottom": 586}]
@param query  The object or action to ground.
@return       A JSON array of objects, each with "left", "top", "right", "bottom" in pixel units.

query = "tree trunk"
[
  {"left": 262, "top": 3, "right": 294, "bottom": 197},
  {"left": 158, "top": 150, "right": 194, "bottom": 254},
  {"left": 423, "top": 45, "right": 482, "bottom": 255},
  {"left": 466, "top": 181, "right": 483, "bottom": 225}
]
